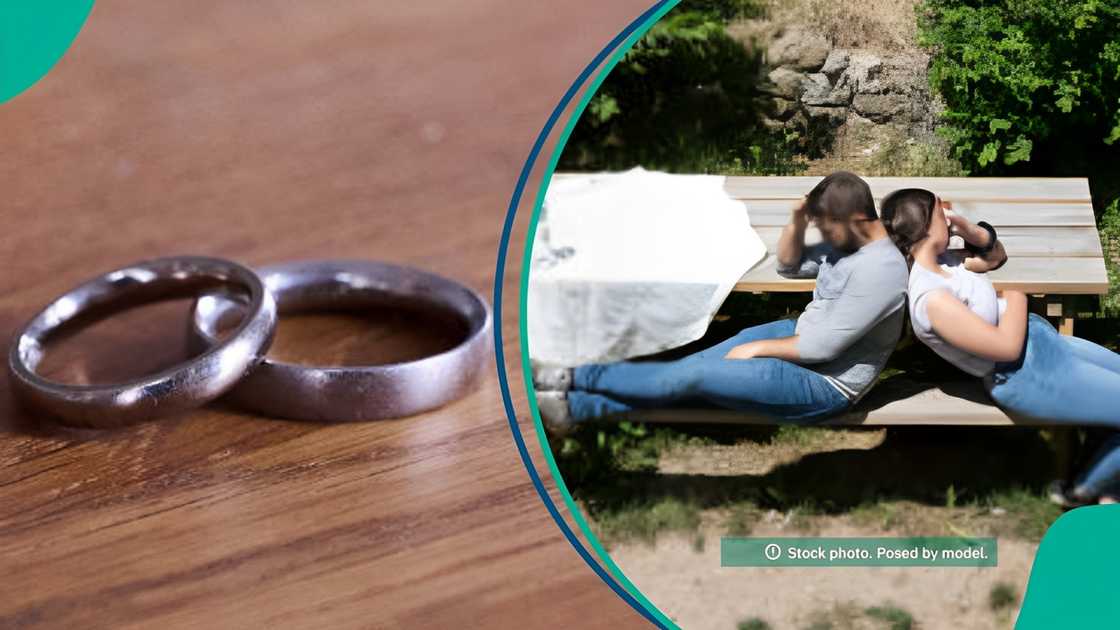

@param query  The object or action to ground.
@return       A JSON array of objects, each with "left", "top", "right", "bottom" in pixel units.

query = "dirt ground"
[
  {"left": 609, "top": 519, "right": 1031, "bottom": 630},
  {"left": 583, "top": 429, "right": 1049, "bottom": 629}
]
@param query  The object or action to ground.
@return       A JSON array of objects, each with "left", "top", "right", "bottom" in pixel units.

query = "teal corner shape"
[
  {"left": 1017, "top": 505, "right": 1120, "bottom": 628},
  {"left": 1, "top": 1, "right": 95, "bottom": 104},
  {"left": 517, "top": 1, "right": 683, "bottom": 628}
]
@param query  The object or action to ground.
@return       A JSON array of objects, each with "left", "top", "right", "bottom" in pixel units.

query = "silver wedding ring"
[
  {"left": 188, "top": 259, "right": 493, "bottom": 421},
  {"left": 7, "top": 256, "right": 277, "bottom": 428}
]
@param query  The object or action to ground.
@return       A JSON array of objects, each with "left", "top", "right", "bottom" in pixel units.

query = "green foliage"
[
  {"left": 919, "top": 0, "right": 1120, "bottom": 172},
  {"left": 921, "top": 0, "right": 1120, "bottom": 320},
  {"left": 561, "top": 0, "right": 804, "bottom": 175}
]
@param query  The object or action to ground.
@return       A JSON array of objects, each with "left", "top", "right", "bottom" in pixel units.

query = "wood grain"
[{"left": 0, "top": 2, "right": 654, "bottom": 628}]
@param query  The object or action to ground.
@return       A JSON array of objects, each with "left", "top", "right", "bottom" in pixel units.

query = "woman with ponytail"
[{"left": 880, "top": 188, "right": 1120, "bottom": 507}]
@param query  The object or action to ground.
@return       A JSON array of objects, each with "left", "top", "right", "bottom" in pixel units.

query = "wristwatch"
[{"left": 965, "top": 220, "right": 998, "bottom": 255}]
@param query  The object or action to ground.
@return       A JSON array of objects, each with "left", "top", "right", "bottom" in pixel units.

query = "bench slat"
[
  {"left": 723, "top": 176, "right": 1091, "bottom": 202},
  {"left": 740, "top": 199, "right": 1097, "bottom": 227},
  {"left": 736, "top": 255, "right": 1111, "bottom": 294},
  {"left": 552, "top": 172, "right": 1092, "bottom": 203},
  {"left": 752, "top": 226, "right": 1105, "bottom": 258}
]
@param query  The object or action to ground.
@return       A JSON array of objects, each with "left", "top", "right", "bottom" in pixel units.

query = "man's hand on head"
[{"left": 791, "top": 196, "right": 809, "bottom": 226}]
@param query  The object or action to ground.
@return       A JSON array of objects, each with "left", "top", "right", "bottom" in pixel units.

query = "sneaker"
[
  {"left": 535, "top": 390, "right": 575, "bottom": 437},
  {"left": 531, "top": 362, "right": 573, "bottom": 392},
  {"left": 1047, "top": 479, "right": 1096, "bottom": 508}
]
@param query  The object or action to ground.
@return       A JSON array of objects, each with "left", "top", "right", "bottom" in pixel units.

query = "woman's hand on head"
[{"left": 944, "top": 207, "right": 969, "bottom": 236}]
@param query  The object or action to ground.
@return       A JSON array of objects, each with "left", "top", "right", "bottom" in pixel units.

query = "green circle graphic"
[{"left": 0, "top": 1, "right": 95, "bottom": 104}]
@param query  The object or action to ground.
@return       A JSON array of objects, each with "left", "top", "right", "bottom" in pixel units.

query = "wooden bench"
[{"left": 553, "top": 174, "right": 1110, "bottom": 432}]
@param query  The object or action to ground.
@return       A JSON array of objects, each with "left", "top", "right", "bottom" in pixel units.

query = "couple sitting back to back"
[{"left": 535, "top": 169, "right": 1120, "bottom": 504}]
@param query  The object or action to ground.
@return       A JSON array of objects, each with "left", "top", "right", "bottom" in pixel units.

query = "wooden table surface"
[{"left": 0, "top": 2, "right": 654, "bottom": 627}]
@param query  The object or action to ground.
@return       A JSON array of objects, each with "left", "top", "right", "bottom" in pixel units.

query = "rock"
[
  {"left": 799, "top": 73, "right": 832, "bottom": 105},
  {"left": 766, "top": 97, "right": 800, "bottom": 121},
  {"left": 767, "top": 26, "right": 831, "bottom": 72},
  {"left": 787, "top": 109, "right": 809, "bottom": 132},
  {"left": 801, "top": 72, "right": 853, "bottom": 107},
  {"left": 805, "top": 105, "right": 848, "bottom": 127},
  {"left": 762, "top": 67, "right": 805, "bottom": 99},
  {"left": 828, "top": 79, "right": 855, "bottom": 106},
  {"left": 852, "top": 93, "right": 911, "bottom": 123},
  {"left": 821, "top": 49, "right": 850, "bottom": 81},
  {"left": 841, "top": 52, "right": 883, "bottom": 92},
  {"left": 760, "top": 116, "right": 787, "bottom": 132},
  {"left": 859, "top": 53, "right": 929, "bottom": 96}
]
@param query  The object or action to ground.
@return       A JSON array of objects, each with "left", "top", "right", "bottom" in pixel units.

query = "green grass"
[
  {"left": 989, "top": 582, "right": 1019, "bottom": 611},
  {"left": 788, "top": 499, "right": 825, "bottom": 532},
  {"left": 592, "top": 495, "right": 702, "bottom": 545},
  {"left": 799, "top": 602, "right": 867, "bottom": 630},
  {"left": 692, "top": 532, "right": 706, "bottom": 553},
  {"left": 980, "top": 487, "right": 1064, "bottom": 540},
  {"left": 864, "top": 604, "right": 914, "bottom": 630},
  {"left": 770, "top": 424, "right": 836, "bottom": 448},
  {"left": 724, "top": 501, "right": 764, "bottom": 536},
  {"left": 850, "top": 501, "right": 905, "bottom": 531},
  {"left": 738, "top": 617, "right": 772, "bottom": 630},
  {"left": 867, "top": 136, "right": 967, "bottom": 177}
]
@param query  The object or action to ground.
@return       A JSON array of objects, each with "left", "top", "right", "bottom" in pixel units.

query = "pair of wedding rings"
[{"left": 7, "top": 257, "right": 493, "bottom": 428}]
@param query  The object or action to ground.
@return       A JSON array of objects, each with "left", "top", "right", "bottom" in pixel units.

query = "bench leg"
[
  {"left": 1050, "top": 427, "right": 1083, "bottom": 480},
  {"left": 1045, "top": 296, "right": 1076, "bottom": 336},
  {"left": 1059, "top": 317, "right": 1075, "bottom": 336}
]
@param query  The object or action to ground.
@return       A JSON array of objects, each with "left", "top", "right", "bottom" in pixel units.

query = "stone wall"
[{"left": 732, "top": 24, "right": 943, "bottom": 162}]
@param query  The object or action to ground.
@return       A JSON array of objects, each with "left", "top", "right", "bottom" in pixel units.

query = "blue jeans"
[
  {"left": 987, "top": 314, "right": 1120, "bottom": 425},
  {"left": 1071, "top": 433, "right": 1120, "bottom": 499},
  {"left": 566, "top": 318, "right": 851, "bottom": 424},
  {"left": 986, "top": 313, "right": 1120, "bottom": 496}
]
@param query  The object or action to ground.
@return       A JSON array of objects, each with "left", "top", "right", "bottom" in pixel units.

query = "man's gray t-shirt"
[{"left": 777, "top": 236, "right": 908, "bottom": 402}]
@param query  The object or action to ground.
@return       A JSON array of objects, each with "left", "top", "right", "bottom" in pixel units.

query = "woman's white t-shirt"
[{"left": 908, "top": 253, "right": 1008, "bottom": 377}]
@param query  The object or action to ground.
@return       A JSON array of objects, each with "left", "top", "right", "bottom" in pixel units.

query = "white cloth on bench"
[{"left": 527, "top": 167, "right": 766, "bottom": 367}]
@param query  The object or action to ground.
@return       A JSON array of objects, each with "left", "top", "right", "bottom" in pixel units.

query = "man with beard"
[{"left": 534, "top": 171, "right": 908, "bottom": 434}]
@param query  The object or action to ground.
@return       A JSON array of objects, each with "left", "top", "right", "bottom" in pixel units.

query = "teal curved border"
[
  {"left": 1017, "top": 505, "right": 1120, "bottom": 627},
  {"left": 518, "top": 1, "right": 683, "bottom": 628},
  {"left": 0, "top": 1, "right": 95, "bottom": 104}
]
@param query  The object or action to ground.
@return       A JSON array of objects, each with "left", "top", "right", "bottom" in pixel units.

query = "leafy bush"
[
  {"left": 921, "top": 0, "right": 1120, "bottom": 317},
  {"left": 560, "top": 0, "right": 804, "bottom": 174},
  {"left": 1101, "top": 198, "right": 1120, "bottom": 316},
  {"left": 919, "top": 0, "right": 1120, "bottom": 173}
]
